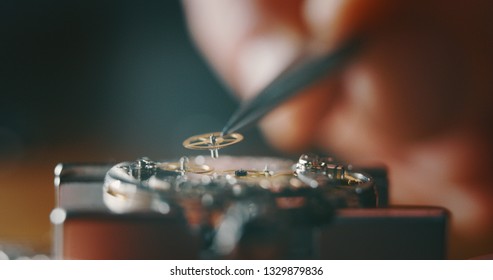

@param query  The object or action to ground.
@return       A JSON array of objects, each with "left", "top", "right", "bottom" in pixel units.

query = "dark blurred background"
[{"left": 0, "top": 0, "right": 276, "bottom": 254}]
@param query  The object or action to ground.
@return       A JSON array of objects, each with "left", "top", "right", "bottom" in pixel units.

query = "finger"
[
  {"left": 259, "top": 78, "right": 338, "bottom": 153},
  {"left": 182, "top": 0, "right": 258, "bottom": 85},
  {"left": 253, "top": 0, "right": 404, "bottom": 153},
  {"left": 183, "top": 0, "right": 309, "bottom": 96}
]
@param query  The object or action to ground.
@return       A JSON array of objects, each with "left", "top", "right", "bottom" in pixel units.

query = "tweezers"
[{"left": 221, "top": 36, "right": 363, "bottom": 136}]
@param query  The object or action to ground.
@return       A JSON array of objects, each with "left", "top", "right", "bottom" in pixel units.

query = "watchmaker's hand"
[{"left": 183, "top": 0, "right": 493, "bottom": 259}]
